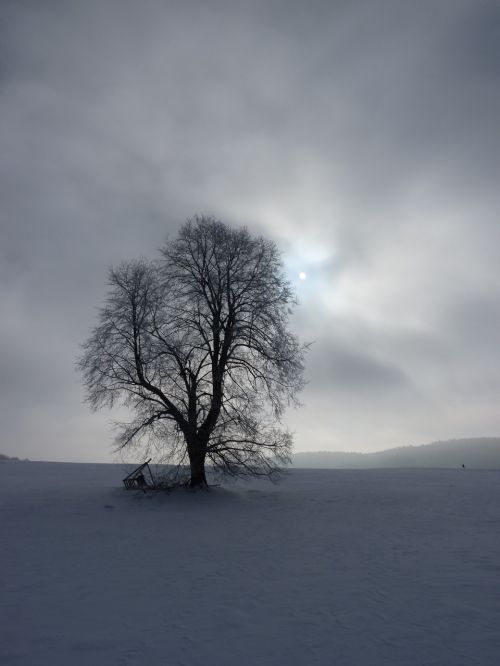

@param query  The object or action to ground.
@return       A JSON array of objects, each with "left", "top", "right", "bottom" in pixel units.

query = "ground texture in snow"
[{"left": 1, "top": 462, "right": 500, "bottom": 665}]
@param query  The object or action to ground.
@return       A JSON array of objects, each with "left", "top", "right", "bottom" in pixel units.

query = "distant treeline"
[
  {"left": 0, "top": 453, "right": 28, "bottom": 461},
  {"left": 292, "top": 437, "right": 500, "bottom": 470}
]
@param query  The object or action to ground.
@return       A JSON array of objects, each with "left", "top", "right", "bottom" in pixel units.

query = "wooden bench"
[{"left": 122, "top": 459, "right": 155, "bottom": 490}]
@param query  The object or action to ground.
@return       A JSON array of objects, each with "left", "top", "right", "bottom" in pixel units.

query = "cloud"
[
  {"left": 1, "top": 0, "right": 499, "bottom": 459},
  {"left": 306, "top": 338, "right": 410, "bottom": 394}
]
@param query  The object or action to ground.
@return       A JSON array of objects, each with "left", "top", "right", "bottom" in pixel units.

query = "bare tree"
[{"left": 79, "top": 216, "right": 307, "bottom": 487}]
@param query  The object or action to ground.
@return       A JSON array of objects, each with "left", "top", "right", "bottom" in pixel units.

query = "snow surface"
[{"left": 1, "top": 462, "right": 500, "bottom": 665}]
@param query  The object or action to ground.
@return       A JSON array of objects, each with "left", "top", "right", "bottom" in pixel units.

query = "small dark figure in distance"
[{"left": 462, "top": 464, "right": 466, "bottom": 469}]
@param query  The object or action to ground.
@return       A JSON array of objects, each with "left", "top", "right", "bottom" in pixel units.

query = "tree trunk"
[{"left": 188, "top": 442, "right": 207, "bottom": 488}]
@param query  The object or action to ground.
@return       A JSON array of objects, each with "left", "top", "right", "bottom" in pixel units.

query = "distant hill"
[
  {"left": 292, "top": 438, "right": 500, "bottom": 470},
  {"left": 0, "top": 453, "right": 27, "bottom": 461}
]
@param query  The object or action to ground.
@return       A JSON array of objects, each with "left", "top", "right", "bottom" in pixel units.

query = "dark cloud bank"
[{"left": 1, "top": 0, "right": 499, "bottom": 461}]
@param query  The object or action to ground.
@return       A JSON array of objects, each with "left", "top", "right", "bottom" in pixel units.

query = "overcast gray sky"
[{"left": 1, "top": 0, "right": 500, "bottom": 462}]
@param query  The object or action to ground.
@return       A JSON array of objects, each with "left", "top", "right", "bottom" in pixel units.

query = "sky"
[{"left": 1, "top": 0, "right": 500, "bottom": 462}]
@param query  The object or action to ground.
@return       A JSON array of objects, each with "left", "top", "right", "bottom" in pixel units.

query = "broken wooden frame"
[{"left": 122, "top": 459, "right": 156, "bottom": 490}]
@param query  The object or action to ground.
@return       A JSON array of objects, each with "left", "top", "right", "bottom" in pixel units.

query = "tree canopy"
[{"left": 79, "top": 216, "right": 307, "bottom": 487}]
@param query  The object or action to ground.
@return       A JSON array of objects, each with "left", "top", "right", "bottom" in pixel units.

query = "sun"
[{"left": 298, "top": 271, "right": 307, "bottom": 280}]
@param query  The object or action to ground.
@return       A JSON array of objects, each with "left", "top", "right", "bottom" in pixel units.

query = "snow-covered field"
[{"left": 1, "top": 462, "right": 500, "bottom": 665}]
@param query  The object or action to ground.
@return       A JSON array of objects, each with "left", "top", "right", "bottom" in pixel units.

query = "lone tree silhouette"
[{"left": 79, "top": 216, "right": 307, "bottom": 487}]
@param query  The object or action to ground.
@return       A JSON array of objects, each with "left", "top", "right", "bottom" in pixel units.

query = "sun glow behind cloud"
[{"left": 284, "top": 241, "right": 332, "bottom": 283}]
